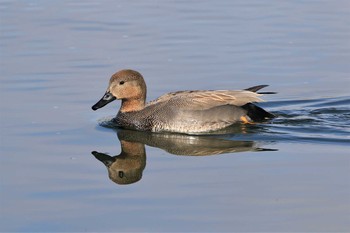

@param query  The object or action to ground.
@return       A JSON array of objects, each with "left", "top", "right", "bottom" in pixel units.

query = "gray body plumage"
[{"left": 115, "top": 90, "right": 263, "bottom": 134}]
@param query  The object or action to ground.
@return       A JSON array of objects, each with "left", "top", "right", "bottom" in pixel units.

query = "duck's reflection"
[{"left": 92, "top": 129, "right": 276, "bottom": 185}]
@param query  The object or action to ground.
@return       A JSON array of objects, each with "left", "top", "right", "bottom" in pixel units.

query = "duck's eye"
[{"left": 119, "top": 81, "right": 125, "bottom": 85}]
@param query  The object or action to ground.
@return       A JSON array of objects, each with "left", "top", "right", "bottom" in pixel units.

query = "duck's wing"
[
  {"left": 146, "top": 91, "right": 182, "bottom": 106},
  {"left": 146, "top": 90, "right": 264, "bottom": 110}
]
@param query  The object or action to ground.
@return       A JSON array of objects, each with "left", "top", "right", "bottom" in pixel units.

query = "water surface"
[{"left": 1, "top": 0, "right": 350, "bottom": 232}]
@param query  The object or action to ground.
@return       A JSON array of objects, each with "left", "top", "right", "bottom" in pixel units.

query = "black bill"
[
  {"left": 91, "top": 151, "right": 115, "bottom": 167},
  {"left": 92, "top": 92, "right": 116, "bottom": 110}
]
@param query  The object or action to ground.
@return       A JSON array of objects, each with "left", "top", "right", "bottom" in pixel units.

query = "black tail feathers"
[
  {"left": 241, "top": 103, "right": 275, "bottom": 122},
  {"left": 245, "top": 85, "right": 277, "bottom": 95}
]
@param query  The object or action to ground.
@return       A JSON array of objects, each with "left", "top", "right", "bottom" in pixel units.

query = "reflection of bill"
[{"left": 92, "top": 129, "right": 276, "bottom": 185}]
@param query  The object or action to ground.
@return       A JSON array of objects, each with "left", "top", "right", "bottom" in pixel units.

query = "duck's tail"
[
  {"left": 243, "top": 85, "right": 276, "bottom": 121},
  {"left": 245, "top": 85, "right": 277, "bottom": 95},
  {"left": 241, "top": 103, "right": 275, "bottom": 122}
]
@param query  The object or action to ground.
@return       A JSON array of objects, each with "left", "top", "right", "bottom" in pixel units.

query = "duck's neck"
[
  {"left": 120, "top": 98, "right": 145, "bottom": 113},
  {"left": 120, "top": 140, "right": 145, "bottom": 157}
]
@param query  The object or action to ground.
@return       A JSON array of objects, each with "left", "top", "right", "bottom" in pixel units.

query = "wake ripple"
[{"left": 239, "top": 96, "right": 350, "bottom": 145}]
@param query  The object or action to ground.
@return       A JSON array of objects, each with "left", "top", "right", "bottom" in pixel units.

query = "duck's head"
[{"left": 92, "top": 69, "right": 147, "bottom": 111}]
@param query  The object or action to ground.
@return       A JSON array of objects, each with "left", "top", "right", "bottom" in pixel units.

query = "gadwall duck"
[{"left": 92, "top": 69, "right": 275, "bottom": 134}]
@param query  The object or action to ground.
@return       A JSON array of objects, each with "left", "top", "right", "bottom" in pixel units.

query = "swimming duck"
[{"left": 92, "top": 69, "right": 275, "bottom": 134}]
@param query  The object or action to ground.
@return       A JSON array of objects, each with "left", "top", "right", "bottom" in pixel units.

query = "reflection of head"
[
  {"left": 107, "top": 151, "right": 145, "bottom": 185},
  {"left": 92, "top": 140, "right": 146, "bottom": 185}
]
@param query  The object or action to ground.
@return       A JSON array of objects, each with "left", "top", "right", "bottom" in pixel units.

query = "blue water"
[{"left": 1, "top": 0, "right": 350, "bottom": 232}]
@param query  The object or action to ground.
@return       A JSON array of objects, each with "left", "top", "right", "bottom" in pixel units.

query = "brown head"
[{"left": 92, "top": 69, "right": 147, "bottom": 112}]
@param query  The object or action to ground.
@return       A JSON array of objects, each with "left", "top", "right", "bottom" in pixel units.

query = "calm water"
[{"left": 1, "top": 0, "right": 350, "bottom": 232}]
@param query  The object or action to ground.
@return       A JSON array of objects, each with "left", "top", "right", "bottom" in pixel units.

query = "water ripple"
[{"left": 255, "top": 96, "right": 350, "bottom": 145}]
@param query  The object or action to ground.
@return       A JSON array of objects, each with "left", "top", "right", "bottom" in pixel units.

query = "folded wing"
[{"left": 146, "top": 90, "right": 264, "bottom": 110}]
